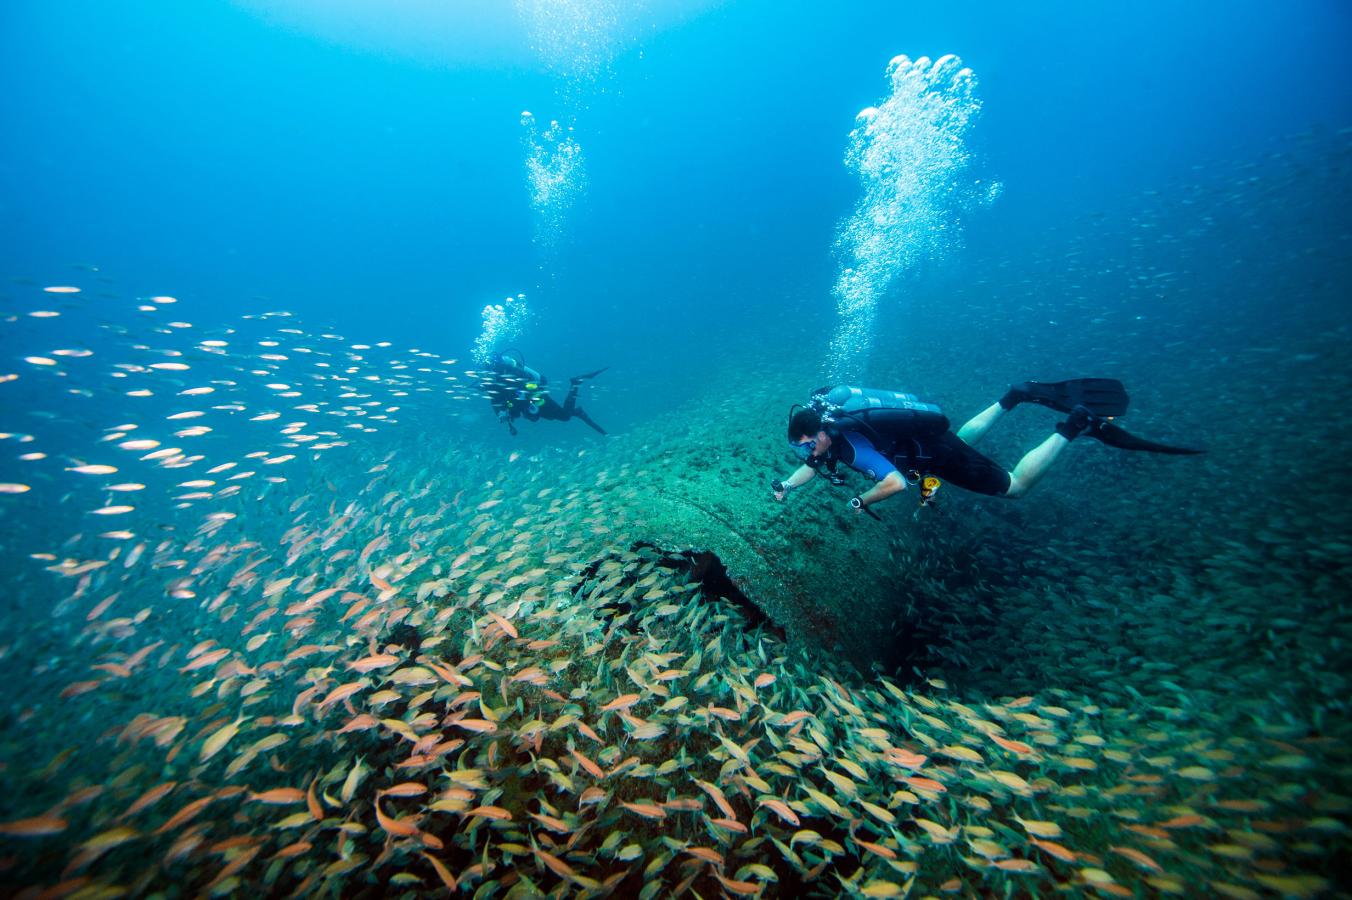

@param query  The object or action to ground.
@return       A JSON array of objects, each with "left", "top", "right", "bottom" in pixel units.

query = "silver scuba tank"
[{"left": 821, "top": 385, "right": 944, "bottom": 417}]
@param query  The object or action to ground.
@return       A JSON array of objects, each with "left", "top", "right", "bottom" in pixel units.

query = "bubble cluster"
[
  {"left": 513, "top": 0, "right": 622, "bottom": 86},
  {"left": 521, "top": 112, "right": 589, "bottom": 253},
  {"left": 827, "top": 54, "right": 996, "bottom": 381},
  {"left": 472, "top": 293, "right": 531, "bottom": 364}
]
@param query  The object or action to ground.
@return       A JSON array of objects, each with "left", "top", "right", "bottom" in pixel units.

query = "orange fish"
[
  {"left": 619, "top": 801, "right": 666, "bottom": 819},
  {"left": 86, "top": 593, "right": 119, "bottom": 621},
  {"left": 119, "top": 782, "right": 177, "bottom": 820},
  {"left": 179, "top": 647, "right": 229, "bottom": 673},
  {"left": 855, "top": 838, "right": 896, "bottom": 860},
  {"left": 421, "top": 851, "right": 459, "bottom": 891},
  {"left": 990, "top": 734, "right": 1034, "bottom": 755},
  {"left": 993, "top": 858, "right": 1039, "bottom": 873},
  {"left": 529, "top": 812, "right": 569, "bottom": 832},
  {"left": 487, "top": 611, "right": 518, "bottom": 639},
  {"left": 247, "top": 788, "right": 306, "bottom": 805},
  {"left": 695, "top": 780, "right": 736, "bottom": 820},
  {"left": 60, "top": 680, "right": 101, "bottom": 699},
  {"left": 903, "top": 776, "right": 947, "bottom": 794},
  {"left": 757, "top": 798, "right": 800, "bottom": 826},
  {"left": 1158, "top": 814, "right": 1208, "bottom": 829},
  {"left": 465, "top": 805, "right": 511, "bottom": 820},
  {"left": 450, "top": 718, "right": 497, "bottom": 734},
  {"left": 716, "top": 875, "right": 761, "bottom": 896},
  {"left": 600, "top": 694, "right": 641, "bottom": 712},
  {"left": 337, "top": 714, "right": 379, "bottom": 734},
  {"left": 348, "top": 654, "right": 400, "bottom": 673},
  {"left": 686, "top": 847, "right": 724, "bottom": 865},
  {"left": 534, "top": 847, "right": 577, "bottom": 881},
  {"left": 318, "top": 682, "right": 366, "bottom": 710},
  {"left": 570, "top": 748, "right": 604, "bottom": 779},
  {"left": 709, "top": 816, "right": 747, "bottom": 833},
  {"left": 885, "top": 748, "right": 928, "bottom": 769},
  {"left": 374, "top": 801, "right": 420, "bottom": 837},
  {"left": 273, "top": 840, "right": 312, "bottom": 860},
  {"left": 339, "top": 599, "right": 371, "bottom": 623},
  {"left": 306, "top": 776, "right": 323, "bottom": 821},
  {"left": 0, "top": 816, "right": 68, "bottom": 836},
  {"left": 1110, "top": 845, "right": 1163, "bottom": 872},
  {"left": 122, "top": 641, "right": 163, "bottom": 670},
  {"left": 1030, "top": 837, "right": 1076, "bottom": 862},
  {"left": 155, "top": 796, "right": 214, "bottom": 834}
]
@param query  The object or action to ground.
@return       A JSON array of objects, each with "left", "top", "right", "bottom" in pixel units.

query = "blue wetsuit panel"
[{"left": 839, "top": 432, "right": 899, "bottom": 482}]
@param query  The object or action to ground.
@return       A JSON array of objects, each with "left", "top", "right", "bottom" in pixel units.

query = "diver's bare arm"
[
  {"left": 772, "top": 465, "right": 816, "bottom": 501},
  {"left": 858, "top": 471, "right": 906, "bottom": 507}
]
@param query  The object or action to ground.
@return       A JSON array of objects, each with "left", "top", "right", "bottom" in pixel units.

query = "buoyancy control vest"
[{"left": 810, "top": 385, "right": 951, "bottom": 455}]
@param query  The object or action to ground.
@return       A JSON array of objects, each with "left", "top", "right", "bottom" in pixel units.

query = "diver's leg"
[
  {"left": 958, "top": 383, "right": 1038, "bottom": 446},
  {"left": 572, "top": 406, "right": 606, "bottom": 435},
  {"left": 1003, "top": 408, "right": 1092, "bottom": 498},
  {"left": 955, "top": 402, "right": 1005, "bottom": 446},
  {"left": 535, "top": 397, "right": 567, "bottom": 422},
  {"left": 1004, "top": 433, "right": 1069, "bottom": 498},
  {"left": 561, "top": 384, "right": 580, "bottom": 416},
  {"left": 930, "top": 433, "right": 1012, "bottom": 497}
]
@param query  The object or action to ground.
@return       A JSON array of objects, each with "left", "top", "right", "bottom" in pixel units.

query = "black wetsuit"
[
  {"left": 481, "top": 355, "right": 605, "bottom": 436},
  {"left": 814, "top": 406, "right": 1012, "bottom": 497}
]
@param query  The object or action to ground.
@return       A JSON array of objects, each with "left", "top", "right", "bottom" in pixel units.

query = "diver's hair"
[{"left": 788, "top": 408, "right": 822, "bottom": 441}]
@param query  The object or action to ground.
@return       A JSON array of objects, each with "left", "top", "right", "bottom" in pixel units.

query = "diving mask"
[{"left": 791, "top": 438, "right": 816, "bottom": 462}]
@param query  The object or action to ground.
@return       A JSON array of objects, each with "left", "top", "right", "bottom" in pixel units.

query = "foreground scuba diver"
[
  {"left": 771, "top": 380, "right": 1202, "bottom": 515},
  {"left": 480, "top": 350, "right": 607, "bottom": 436}
]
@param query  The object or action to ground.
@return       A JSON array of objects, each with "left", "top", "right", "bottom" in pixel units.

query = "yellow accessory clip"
[{"left": 919, "top": 476, "right": 941, "bottom": 506}]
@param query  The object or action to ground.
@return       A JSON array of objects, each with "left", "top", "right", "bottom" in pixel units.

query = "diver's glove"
[{"left": 771, "top": 479, "right": 788, "bottom": 501}]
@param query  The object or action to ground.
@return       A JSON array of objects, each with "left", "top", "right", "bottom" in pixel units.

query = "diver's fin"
[
  {"left": 574, "top": 408, "right": 607, "bottom": 435},
  {"left": 569, "top": 367, "right": 609, "bottom": 385},
  {"left": 1087, "top": 421, "right": 1204, "bottom": 455},
  {"left": 1019, "top": 378, "right": 1129, "bottom": 417}
]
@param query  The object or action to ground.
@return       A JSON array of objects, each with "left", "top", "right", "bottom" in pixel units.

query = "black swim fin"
[
  {"left": 569, "top": 367, "right": 609, "bottom": 385},
  {"left": 1087, "top": 421, "right": 1204, "bottom": 455},
  {"left": 1015, "top": 378, "right": 1130, "bottom": 417},
  {"left": 574, "top": 408, "right": 607, "bottom": 436}
]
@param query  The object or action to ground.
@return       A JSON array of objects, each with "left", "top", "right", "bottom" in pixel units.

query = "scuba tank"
[
  {"left": 811, "top": 385, "right": 950, "bottom": 439},
  {"left": 818, "top": 385, "right": 943, "bottom": 416}
]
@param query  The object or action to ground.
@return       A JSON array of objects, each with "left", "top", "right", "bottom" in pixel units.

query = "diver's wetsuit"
[
  {"left": 528, "top": 387, "right": 604, "bottom": 431},
  {"left": 813, "top": 408, "right": 1012, "bottom": 496},
  {"left": 481, "top": 354, "right": 605, "bottom": 435}
]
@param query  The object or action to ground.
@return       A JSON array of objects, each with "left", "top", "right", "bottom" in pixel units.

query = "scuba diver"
[
  {"left": 480, "top": 349, "right": 607, "bottom": 436},
  {"left": 771, "top": 379, "right": 1203, "bottom": 515}
]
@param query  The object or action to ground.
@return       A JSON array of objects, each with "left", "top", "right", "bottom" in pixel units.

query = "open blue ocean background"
[{"left": 5, "top": 0, "right": 1349, "bottom": 428}]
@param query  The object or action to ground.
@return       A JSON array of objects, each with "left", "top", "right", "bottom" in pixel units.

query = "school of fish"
[{"left": 1, "top": 134, "right": 1350, "bottom": 898}]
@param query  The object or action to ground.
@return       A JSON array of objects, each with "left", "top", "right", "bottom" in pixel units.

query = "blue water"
[{"left": 4, "top": 1, "right": 1348, "bottom": 365}]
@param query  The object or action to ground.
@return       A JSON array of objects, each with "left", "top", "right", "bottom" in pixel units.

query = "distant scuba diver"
[
  {"left": 480, "top": 349, "right": 607, "bottom": 436},
  {"left": 771, "top": 379, "right": 1203, "bottom": 515}
]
